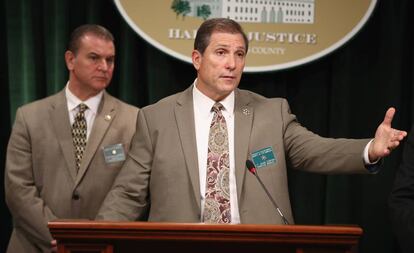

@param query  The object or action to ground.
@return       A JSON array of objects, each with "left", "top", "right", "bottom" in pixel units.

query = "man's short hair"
[
  {"left": 194, "top": 18, "right": 249, "bottom": 54},
  {"left": 67, "top": 24, "right": 114, "bottom": 54}
]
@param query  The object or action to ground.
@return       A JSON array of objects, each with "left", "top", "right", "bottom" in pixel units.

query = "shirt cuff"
[{"left": 363, "top": 139, "right": 381, "bottom": 173}]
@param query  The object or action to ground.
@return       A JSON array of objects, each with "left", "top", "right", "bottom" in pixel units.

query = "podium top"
[{"left": 49, "top": 220, "right": 362, "bottom": 246}]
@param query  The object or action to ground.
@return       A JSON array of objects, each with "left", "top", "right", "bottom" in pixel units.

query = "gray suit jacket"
[
  {"left": 5, "top": 90, "right": 138, "bottom": 253},
  {"left": 97, "top": 86, "right": 370, "bottom": 224}
]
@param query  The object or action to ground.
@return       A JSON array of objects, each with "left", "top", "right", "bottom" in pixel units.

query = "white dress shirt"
[{"left": 65, "top": 83, "right": 103, "bottom": 140}]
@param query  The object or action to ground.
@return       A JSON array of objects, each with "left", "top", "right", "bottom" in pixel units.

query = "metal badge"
[{"left": 103, "top": 143, "right": 126, "bottom": 164}]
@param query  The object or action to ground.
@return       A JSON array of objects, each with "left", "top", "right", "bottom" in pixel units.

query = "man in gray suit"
[
  {"left": 5, "top": 24, "right": 138, "bottom": 252},
  {"left": 97, "top": 18, "right": 406, "bottom": 224}
]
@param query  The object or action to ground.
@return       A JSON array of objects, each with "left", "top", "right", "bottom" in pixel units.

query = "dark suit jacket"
[
  {"left": 5, "top": 90, "right": 138, "bottom": 253},
  {"left": 389, "top": 125, "right": 414, "bottom": 253},
  {"left": 97, "top": 86, "right": 370, "bottom": 224}
]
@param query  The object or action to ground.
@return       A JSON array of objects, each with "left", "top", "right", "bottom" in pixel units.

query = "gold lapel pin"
[
  {"left": 105, "top": 115, "right": 112, "bottom": 121},
  {"left": 242, "top": 108, "right": 250, "bottom": 115}
]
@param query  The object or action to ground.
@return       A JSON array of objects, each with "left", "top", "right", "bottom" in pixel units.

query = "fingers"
[
  {"left": 397, "top": 130, "right": 408, "bottom": 139},
  {"left": 388, "top": 140, "right": 400, "bottom": 151},
  {"left": 390, "top": 129, "right": 408, "bottom": 142},
  {"left": 51, "top": 240, "right": 57, "bottom": 252},
  {"left": 387, "top": 130, "right": 408, "bottom": 151},
  {"left": 382, "top": 107, "right": 396, "bottom": 126}
]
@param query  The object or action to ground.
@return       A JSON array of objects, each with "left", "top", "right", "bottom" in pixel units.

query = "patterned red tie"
[
  {"left": 203, "top": 103, "right": 231, "bottom": 223},
  {"left": 72, "top": 103, "right": 87, "bottom": 172}
]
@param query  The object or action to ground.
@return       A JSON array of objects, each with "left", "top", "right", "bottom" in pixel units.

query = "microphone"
[{"left": 246, "top": 160, "right": 289, "bottom": 225}]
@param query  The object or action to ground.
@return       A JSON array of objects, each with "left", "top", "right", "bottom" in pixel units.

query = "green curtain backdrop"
[{"left": 1, "top": 0, "right": 413, "bottom": 252}]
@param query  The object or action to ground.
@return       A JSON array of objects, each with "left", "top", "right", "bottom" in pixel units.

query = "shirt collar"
[
  {"left": 65, "top": 82, "right": 103, "bottom": 114},
  {"left": 192, "top": 79, "right": 235, "bottom": 117}
]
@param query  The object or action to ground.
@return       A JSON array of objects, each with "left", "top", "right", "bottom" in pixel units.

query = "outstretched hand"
[{"left": 369, "top": 107, "right": 407, "bottom": 162}]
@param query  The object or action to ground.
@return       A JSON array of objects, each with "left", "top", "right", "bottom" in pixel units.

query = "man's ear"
[
  {"left": 65, "top": 51, "right": 75, "bottom": 71},
  {"left": 192, "top": 50, "right": 202, "bottom": 70}
]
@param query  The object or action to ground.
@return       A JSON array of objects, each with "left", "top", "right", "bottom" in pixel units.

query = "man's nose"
[
  {"left": 97, "top": 59, "right": 109, "bottom": 71},
  {"left": 225, "top": 55, "right": 236, "bottom": 70}
]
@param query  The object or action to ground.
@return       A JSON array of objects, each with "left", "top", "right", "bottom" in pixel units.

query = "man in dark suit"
[
  {"left": 97, "top": 18, "right": 406, "bottom": 224},
  {"left": 5, "top": 24, "right": 138, "bottom": 252},
  {"left": 389, "top": 125, "right": 414, "bottom": 253}
]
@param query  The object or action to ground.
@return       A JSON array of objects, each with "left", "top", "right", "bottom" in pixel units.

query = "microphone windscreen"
[{"left": 246, "top": 160, "right": 256, "bottom": 174}]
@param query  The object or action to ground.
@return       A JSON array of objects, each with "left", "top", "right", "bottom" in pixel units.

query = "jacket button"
[{"left": 72, "top": 192, "right": 80, "bottom": 200}]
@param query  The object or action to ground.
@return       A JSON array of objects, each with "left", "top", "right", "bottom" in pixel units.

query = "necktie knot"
[
  {"left": 212, "top": 103, "right": 224, "bottom": 113},
  {"left": 78, "top": 103, "right": 88, "bottom": 113}
]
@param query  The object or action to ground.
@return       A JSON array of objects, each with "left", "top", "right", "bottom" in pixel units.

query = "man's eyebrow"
[
  {"left": 214, "top": 44, "right": 246, "bottom": 50},
  {"left": 87, "top": 52, "right": 115, "bottom": 57}
]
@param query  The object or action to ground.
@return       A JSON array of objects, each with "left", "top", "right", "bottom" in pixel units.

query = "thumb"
[{"left": 382, "top": 107, "right": 395, "bottom": 127}]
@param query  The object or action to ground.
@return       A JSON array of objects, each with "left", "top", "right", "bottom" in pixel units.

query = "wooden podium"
[{"left": 48, "top": 220, "right": 362, "bottom": 253}]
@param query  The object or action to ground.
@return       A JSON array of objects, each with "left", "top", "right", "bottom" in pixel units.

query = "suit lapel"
[
  {"left": 75, "top": 92, "right": 116, "bottom": 185},
  {"left": 175, "top": 86, "right": 201, "bottom": 210},
  {"left": 50, "top": 91, "right": 77, "bottom": 182},
  {"left": 234, "top": 89, "right": 253, "bottom": 201}
]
